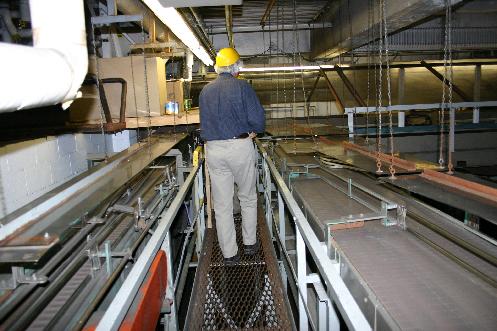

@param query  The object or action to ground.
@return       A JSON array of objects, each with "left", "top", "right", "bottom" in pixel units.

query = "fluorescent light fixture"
[
  {"left": 239, "top": 64, "right": 349, "bottom": 72},
  {"left": 142, "top": 0, "right": 213, "bottom": 66}
]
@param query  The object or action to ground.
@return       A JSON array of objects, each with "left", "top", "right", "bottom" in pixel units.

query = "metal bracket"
[
  {"left": 0, "top": 267, "right": 48, "bottom": 289},
  {"left": 87, "top": 216, "right": 106, "bottom": 224},
  {"left": 108, "top": 204, "right": 135, "bottom": 215}
]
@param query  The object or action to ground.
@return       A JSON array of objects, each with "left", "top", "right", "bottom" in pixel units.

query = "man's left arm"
[{"left": 244, "top": 83, "right": 265, "bottom": 134}]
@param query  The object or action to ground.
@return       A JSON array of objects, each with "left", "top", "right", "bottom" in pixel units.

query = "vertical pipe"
[{"left": 225, "top": 5, "right": 234, "bottom": 48}]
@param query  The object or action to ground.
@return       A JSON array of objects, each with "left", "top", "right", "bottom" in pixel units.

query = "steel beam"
[
  {"left": 420, "top": 60, "right": 470, "bottom": 101},
  {"left": 260, "top": 0, "right": 277, "bottom": 27},
  {"left": 420, "top": 169, "right": 497, "bottom": 204},
  {"left": 319, "top": 69, "right": 345, "bottom": 114},
  {"left": 335, "top": 65, "right": 366, "bottom": 107},
  {"left": 305, "top": 75, "right": 322, "bottom": 104},
  {"left": 310, "top": 0, "right": 464, "bottom": 59},
  {"left": 91, "top": 14, "right": 143, "bottom": 25}
]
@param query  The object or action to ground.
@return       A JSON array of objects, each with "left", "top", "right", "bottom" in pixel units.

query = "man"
[{"left": 199, "top": 47, "right": 265, "bottom": 265}]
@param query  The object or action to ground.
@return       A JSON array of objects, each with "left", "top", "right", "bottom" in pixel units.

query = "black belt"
[{"left": 233, "top": 132, "right": 249, "bottom": 139}]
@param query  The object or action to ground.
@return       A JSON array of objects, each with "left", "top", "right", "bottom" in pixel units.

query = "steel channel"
[
  {"left": 1, "top": 213, "right": 124, "bottom": 331},
  {"left": 0, "top": 135, "right": 184, "bottom": 242},
  {"left": 95, "top": 161, "right": 202, "bottom": 331},
  {"left": 73, "top": 180, "right": 178, "bottom": 330},
  {"left": 407, "top": 211, "right": 497, "bottom": 267},
  {"left": 0, "top": 222, "right": 96, "bottom": 322},
  {"left": 255, "top": 139, "right": 371, "bottom": 331},
  {"left": 3, "top": 166, "right": 170, "bottom": 330}
]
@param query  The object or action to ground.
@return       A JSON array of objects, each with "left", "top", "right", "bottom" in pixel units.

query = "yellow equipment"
[{"left": 215, "top": 47, "right": 240, "bottom": 67}]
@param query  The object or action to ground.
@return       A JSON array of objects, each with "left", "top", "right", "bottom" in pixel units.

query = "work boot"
[
  {"left": 244, "top": 241, "right": 260, "bottom": 256},
  {"left": 224, "top": 253, "right": 240, "bottom": 266}
]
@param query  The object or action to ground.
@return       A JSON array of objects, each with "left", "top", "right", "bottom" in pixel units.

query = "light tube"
[
  {"left": 239, "top": 64, "right": 349, "bottom": 72},
  {"left": 142, "top": 1, "right": 213, "bottom": 66}
]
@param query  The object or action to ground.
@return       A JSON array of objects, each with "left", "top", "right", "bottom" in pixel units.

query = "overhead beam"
[
  {"left": 260, "top": 0, "right": 277, "bottom": 27},
  {"left": 311, "top": 0, "right": 464, "bottom": 59},
  {"left": 335, "top": 65, "right": 366, "bottom": 107},
  {"left": 208, "top": 23, "right": 333, "bottom": 34},
  {"left": 305, "top": 75, "right": 321, "bottom": 104},
  {"left": 420, "top": 60, "right": 470, "bottom": 101},
  {"left": 158, "top": 0, "right": 242, "bottom": 7}
]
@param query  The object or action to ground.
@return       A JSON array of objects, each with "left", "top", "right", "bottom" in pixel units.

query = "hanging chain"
[
  {"left": 294, "top": 0, "right": 316, "bottom": 146},
  {"left": 275, "top": 0, "right": 281, "bottom": 137},
  {"left": 291, "top": 0, "right": 297, "bottom": 152},
  {"left": 447, "top": 0, "right": 454, "bottom": 174},
  {"left": 376, "top": 0, "right": 384, "bottom": 174},
  {"left": 439, "top": 0, "right": 451, "bottom": 168},
  {"left": 365, "top": 0, "right": 374, "bottom": 144},
  {"left": 281, "top": 2, "right": 289, "bottom": 141},
  {"left": 382, "top": 0, "right": 396, "bottom": 179},
  {"left": 140, "top": 19, "right": 152, "bottom": 151},
  {"left": 90, "top": 14, "right": 109, "bottom": 160}
]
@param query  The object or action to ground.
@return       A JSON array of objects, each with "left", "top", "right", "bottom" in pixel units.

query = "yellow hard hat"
[{"left": 215, "top": 47, "right": 240, "bottom": 67}]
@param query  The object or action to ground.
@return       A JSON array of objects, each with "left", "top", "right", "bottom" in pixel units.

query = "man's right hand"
[{"left": 249, "top": 132, "right": 257, "bottom": 139}]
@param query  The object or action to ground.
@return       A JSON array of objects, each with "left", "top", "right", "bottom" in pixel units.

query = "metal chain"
[
  {"left": 447, "top": 0, "right": 454, "bottom": 174},
  {"left": 292, "top": 0, "right": 297, "bottom": 152},
  {"left": 439, "top": 0, "right": 450, "bottom": 168},
  {"left": 90, "top": 15, "right": 109, "bottom": 159},
  {"left": 376, "top": 0, "right": 384, "bottom": 174},
  {"left": 140, "top": 19, "right": 152, "bottom": 150},
  {"left": 281, "top": 2, "right": 289, "bottom": 141},
  {"left": 268, "top": 6, "right": 275, "bottom": 136},
  {"left": 382, "top": 0, "right": 396, "bottom": 179},
  {"left": 294, "top": 0, "right": 316, "bottom": 146},
  {"left": 365, "top": 0, "right": 374, "bottom": 144},
  {"left": 276, "top": 0, "right": 281, "bottom": 136}
]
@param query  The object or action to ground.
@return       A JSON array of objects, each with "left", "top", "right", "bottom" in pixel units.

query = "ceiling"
[{"left": 196, "top": 0, "right": 330, "bottom": 29}]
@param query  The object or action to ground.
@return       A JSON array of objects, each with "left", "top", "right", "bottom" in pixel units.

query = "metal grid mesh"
[{"left": 186, "top": 206, "right": 293, "bottom": 330}]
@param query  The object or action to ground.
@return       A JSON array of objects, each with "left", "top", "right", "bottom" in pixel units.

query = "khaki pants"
[{"left": 206, "top": 138, "right": 257, "bottom": 258}]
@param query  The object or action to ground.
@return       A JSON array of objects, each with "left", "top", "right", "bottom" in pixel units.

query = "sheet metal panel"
[
  {"left": 386, "top": 174, "right": 497, "bottom": 225},
  {"left": 333, "top": 221, "right": 497, "bottom": 331}
]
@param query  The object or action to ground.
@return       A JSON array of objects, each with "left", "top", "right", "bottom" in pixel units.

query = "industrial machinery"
[{"left": 1, "top": 0, "right": 497, "bottom": 330}]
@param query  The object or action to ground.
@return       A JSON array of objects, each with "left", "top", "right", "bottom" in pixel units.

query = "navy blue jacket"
[{"left": 199, "top": 73, "right": 265, "bottom": 141}]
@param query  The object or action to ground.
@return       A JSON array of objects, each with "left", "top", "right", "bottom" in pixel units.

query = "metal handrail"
[{"left": 255, "top": 139, "right": 371, "bottom": 331}]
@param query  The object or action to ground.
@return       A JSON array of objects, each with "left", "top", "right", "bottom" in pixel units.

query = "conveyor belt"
[
  {"left": 186, "top": 205, "right": 294, "bottom": 330},
  {"left": 333, "top": 221, "right": 497, "bottom": 330}
]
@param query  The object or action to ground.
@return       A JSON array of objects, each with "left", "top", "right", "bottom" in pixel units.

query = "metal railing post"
[{"left": 296, "top": 226, "right": 308, "bottom": 330}]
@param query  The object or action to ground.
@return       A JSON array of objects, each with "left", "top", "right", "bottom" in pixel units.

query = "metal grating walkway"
[{"left": 186, "top": 206, "right": 294, "bottom": 330}]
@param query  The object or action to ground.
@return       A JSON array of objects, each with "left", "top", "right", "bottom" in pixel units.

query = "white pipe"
[
  {"left": 186, "top": 50, "right": 194, "bottom": 81},
  {"left": 0, "top": 0, "right": 88, "bottom": 112}
]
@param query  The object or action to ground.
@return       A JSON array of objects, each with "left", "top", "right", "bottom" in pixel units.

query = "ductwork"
[
  {"left": 0, "top": 0, "right": 88, "bottom": 112},
  {"left": 117, "top": 0, "right": 170, "bottom": 42}
]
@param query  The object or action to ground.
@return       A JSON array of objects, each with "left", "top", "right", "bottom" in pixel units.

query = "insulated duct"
[
  {"left": 0, "top": 0, "right": 88, "bottom": 112},
  {"left": 117, "top": 0, "right": 170, "bottom": 42}
]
